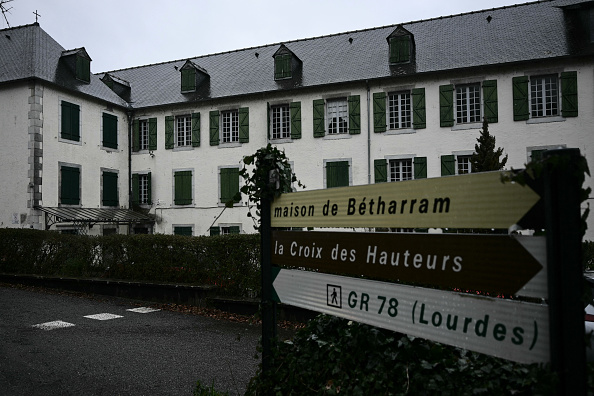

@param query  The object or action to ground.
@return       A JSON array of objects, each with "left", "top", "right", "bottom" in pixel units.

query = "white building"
[{"left": 1, "top": 0, "right": 593, "bottom": 239}]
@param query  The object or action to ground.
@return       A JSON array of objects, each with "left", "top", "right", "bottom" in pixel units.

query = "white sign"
[{"left": 272, "top": 269, "right": 550, "bottom": 364}]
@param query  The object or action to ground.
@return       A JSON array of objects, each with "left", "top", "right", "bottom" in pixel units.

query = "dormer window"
[
  {"left": 180, "top": 60, "right": 209, "bottom": 93},
  {"left": 101, "top": 73, "right": 131, "bottom": 101},
  {"left": 61, "top": 48, "right": 92, "bottom": 84},
  {"left": 387, "top": 26, "right": 414, "bottom": 65},
  {"left": 273, "top": 45, "right": 301, "bottom": 81}
]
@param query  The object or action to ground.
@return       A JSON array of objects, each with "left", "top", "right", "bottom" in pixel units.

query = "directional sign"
[
  {"left": 272, "top": 231, "right": 547, "bottom": 298},
  {"left": 270, "top": 171, "right": 540, "bottom": 229},
  {"left": 271, "top": 268, "right": 550, "bottom": 364}
]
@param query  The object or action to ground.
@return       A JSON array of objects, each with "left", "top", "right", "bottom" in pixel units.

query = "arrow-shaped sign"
[
  {"left": 272, "top": 231, "right": 546, "bottom": 298},
  {"left": 271, "top": 171, "right": 541, "bottom": 229},
  {"left": 271, "top": 269, "right": 550, "bottom": 364}
]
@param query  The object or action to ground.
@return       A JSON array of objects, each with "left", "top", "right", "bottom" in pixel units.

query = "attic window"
[
  {"left": 389, "top": 35, "right": 411, "bottom": 64},
  {"left": 181, "top": 67, "right": 196, "bottom": 92},
  {"left": 76, "top": 55, "right": 91, "bottom": 83},
  {"left": 274, "top": 54, "right": 292, "bottom": 80}
]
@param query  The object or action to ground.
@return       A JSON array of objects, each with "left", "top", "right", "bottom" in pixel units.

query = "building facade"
[{"left": 1, "top": 0, "right": 593, "bottom": 239}]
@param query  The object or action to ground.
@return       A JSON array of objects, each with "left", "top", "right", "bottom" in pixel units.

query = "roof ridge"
[
  {"left": 0, "top": 22, "right": 40, "bottom": 33},
  {"left": 98, "top": 0, "right": 551, "bottom": 75}
]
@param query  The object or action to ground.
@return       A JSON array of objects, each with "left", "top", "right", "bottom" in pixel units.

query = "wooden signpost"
[{"left": 260, "top": 149, "right": 586, "bottom": 395}]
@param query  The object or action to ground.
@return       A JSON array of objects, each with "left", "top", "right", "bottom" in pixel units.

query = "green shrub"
[
  {"left": 584, "top": 240, "right": 594, "bottom": 271},
  {"left": 0, "top": 229, "right": 260, "bottom": 298},
  {"left": 246, "top": 315, "right": 569, "bottom": 395}
]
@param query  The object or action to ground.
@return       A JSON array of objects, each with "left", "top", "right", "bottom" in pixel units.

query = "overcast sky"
[{"left": 2, "top": 0, "right": 531, "bottom": 73}]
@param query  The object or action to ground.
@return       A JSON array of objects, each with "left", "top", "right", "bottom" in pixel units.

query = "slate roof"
[
  {"left": 0, "top": 23, "right": 128, "bottom": 107},
  {"left": 1, "top": 0, "right": 591, "bottom": 111}
]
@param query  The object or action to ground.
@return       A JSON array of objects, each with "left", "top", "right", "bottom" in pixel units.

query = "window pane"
[
  {"left": 139, "top": 120, "right": 149, "bottom": 150},
  {"left": 139, "top": 174, "right": 149, "bottom": 204},
  {"left": 176, "top": 115, "right": 191, "bottom": 146},
  {"left": 389, "top": 159, "right": 413, "bottom": 181},
  {"left": 222, "top": 110, "right": 239, "bottom": 142},
  {"left": 531, "top": 75, "right": 558, "bottom": 117},
  {"left": 457, "top": 155, "right": 472, "bottom": 174},
  {"left": 327, "top": 99, "right": 348, "bottom": 134},
  {"left": 456, "top": 84, "right": 481, "bottom": 123},
  {"left": 271, "top": 105, "right": 290, "bottom": 139},
  {"left": 388, "top": 91, "right": 411, "bottom": 129}
]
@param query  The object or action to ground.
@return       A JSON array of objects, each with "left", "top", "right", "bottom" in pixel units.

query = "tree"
[{"left": 471, "top": 117, "right": 508, "bottom": 172}]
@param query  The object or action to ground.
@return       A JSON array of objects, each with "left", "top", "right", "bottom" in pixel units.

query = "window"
[
  {"left": 102, "top": 113, "right": 118, "bottom": 149},
  {"left": 60, "top": 165, "right": 80, "bottom": 205},
  {"left": 132, "top": 173, "right": 151, "bottom": 205},
  {"left": 76, "top": 55, "right": 90, "bottom": 83},
  {"left": 456, "top": 84, "right": 481, "bottom": 124},
  {"left": 325, "top": 161, "right": 350, "bottom": 188},
  {"left": 174, "top": 170, "right": 193, "bottom": 205},
  {"left": 222, "top": 110, "right": 239, "bottom": 143},
  {"left": 220, "top": 167, "right": 240, "bottom": 205},
  {"left": 61, "top": 100, "right": 80, "bottom": 142},
  {"left": 102, "top": 171, "right": 118, "bottom": 207},
  {"left": 374, "top": 157, "right": 426, "bottom": 183},
  {"left": 181, "top": 68, "right": 196, "bottom": 92},
  {"left": 313, "top": 96, "right": 360, "bottom": 137},
  {"left": 133, "top": 118, "right": 157, "bottom": 151},
  {"left": 210, "top": 225, "right": 241, "bottom": 236},
  {"left": 513, "top": 71, "right": 577, "bottom": 121},
  {"left": 176, "top": 115, "right": 192, "bottom": 147},
  {"left": 174, "top": 226, "right": 193, "bottom": 236},
  {"left": 165, "top": 114, "right": 199, "bottom": 149},
  {"left": 389, "top": 35, "right": 411, "bottom": 64},
  {"left": 388, "top": 91, "right": 411, "bottom": 129},
  {"left": 271, "top": 105, "right": 290, "bottom": 139},
  {"left": 530, "top": 75, "right": 558, "bottom": 117},
  {"left": 457, "top": 155, "right": 473, "bottom": 174},
  {"left": 274, "top": 54, "right": 292, "bottom": 79},
  {"left": 440, "top": 81, "right": 498, "bottom": 127}
]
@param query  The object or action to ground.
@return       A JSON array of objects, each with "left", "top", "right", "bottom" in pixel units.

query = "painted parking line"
[
  {"left": 32, "top": 320, "right": 76, "bottom": 331},
  {"left": 83, "top": 313, "right": 124, "bottom": 321},
  {"left": 126, "top": 307, "right": 161, "bottom": 314}
]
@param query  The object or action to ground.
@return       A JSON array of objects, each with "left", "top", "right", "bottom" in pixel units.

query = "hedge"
[{"left": 0, "top": 229, "right": 260, "bottom": 298}]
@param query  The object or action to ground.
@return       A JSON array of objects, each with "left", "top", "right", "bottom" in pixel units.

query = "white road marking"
[
  {"left": 32, "top": 320, "right": 75, "bottom": 330},
  {"left": 83, "top": 313, "right": 124, "bottom": 321},
  {"left": 126, "top": 307, "right": 161, "bottom": 314}
]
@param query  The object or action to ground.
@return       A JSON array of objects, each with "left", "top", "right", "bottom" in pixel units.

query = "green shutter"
[
  {"left": 389, "top": 36, "right": 410, "bottom": 63},
  {"left": 174, "top": 226, "right": 193, "bottom": 236},
  {"left": 412, "top": 88, "right": 426, "bottom": 129},
  {"left": 132, "top": 119, "right": 140, "bottom": 152},
  {"left": 561, "top": 71, "right": 578, "bottom": 117},
  {"left": 439, "top": 85, "right": 454, "bottom": 127},
  {"left": 61, "top": 101, "right": 80, "bottom": 141},
  {"left": 482, "top": 80, "right": 498, "bottom": 123},
  {"left": 326, "top": 161, "right": 349, "bottom": 188},
  {"left": 147, "top": 172, "right": 152, "bottom": 205},
  {"left": 76, "top": 56, "right": 90, "bottom": 83},
  {"left": 174, "top": 171, "right": 192, "bottom": 205},
  {"left": 441, "top": 155, "right": 455, "bottom": 176},
  {"left": 313, "top": 99, "right": 325, "bottom": 137},
  {"left": 275, "top": 54, "right": 291, "bottom": 79},
  {"left": 61, "top": 166, "right": 80, "bottom": 205},
  {"left": 102, "top": 171, "right": 118, "bottom": 207},
  {"left": 373, "top": 92, "right": 387, "bottom": 133},
  {"left": 220, "top": 168, "right": 240, "bottom": 204},
  {"left": 132, "top": 174, "right": 139, "bottom": 205},
  {"left": 414, "top": 157, "right": 427, "bottom": 179},
  {"left": 348, "top": 95, "right": 361, "bottom": 135},
  {"left": 229, "top": 226, "right": 240, "bottom": 234},
  {"left": 210, "top": 227, "right": 220, "bottom": 236},
  {"left": 148, "top": 118, "right": 157, "bottom": 150},
  {"left": 374, "top": 159, "right": 387, "bottom": 183},
  {"left": 102, "top": 113, "right": 118, "bottom": 149},
  {"left": 191, "top": 113, "right": 200, "bottom": 147},
  {"left": 512, "top": 76, "right": 529, "bottom": 121},
  {"left": 531, "top": 149, "right": 546, "bottom": 162},
  {"left": 290, "top": 102, "right": 301, "bottom": 139},
  {"left": 165, "top": 116, "right": 174, "bottom": 149},
  {"left": 209, "top": 110, "right": 220, "bottom": 146},
  {"left": 181, "top": 68, "right": 196, "bottom": 92},
  {"left": 238, "top": 107, "right": 249, "bottom": 143}
]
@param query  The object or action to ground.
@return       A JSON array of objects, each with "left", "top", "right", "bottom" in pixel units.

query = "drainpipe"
[
  {"left": 366, "top": 80, "right": 371, "bottom": 185},
  {"left": 127, "top": 110, "right": 133, "bottom": 233}
]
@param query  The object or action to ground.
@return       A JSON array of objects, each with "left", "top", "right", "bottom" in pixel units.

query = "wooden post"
[{"left": 543, "top": 148, "right": 586, "bottom": 395}]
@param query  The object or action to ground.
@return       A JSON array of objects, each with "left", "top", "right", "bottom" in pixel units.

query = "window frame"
[
  {"left": 326, "top": 98, "right": 349, "bottom": 135},
  {"left": 388, "top": 90, "right": 412, "bottom": 130},
  {"left": 271, "top": 104, "right": 291, "bottom": 140},
  {"left": 389, "top": 158, "right": 414, "bottom": 182},
  {"left": 175, "top": 114, "right": 192, "bottom": 147},
  {"left": 530, "top": 74, "right": 559, "bottom": 118},
  {"left": 221, "top": 110, "right": 239, "bottom": 143},
  {"left": 455, "top": 83, "right": 482, "bottom": 124},
  {"left": 138, "top": 119, "right": 149, "bottom": 151}
]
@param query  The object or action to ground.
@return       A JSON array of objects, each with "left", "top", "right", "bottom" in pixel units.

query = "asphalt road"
[{"left": 0, "top": 284, "right": 263, "bottom": 395}]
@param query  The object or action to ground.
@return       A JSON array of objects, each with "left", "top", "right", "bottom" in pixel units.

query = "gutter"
[{"left": 366, "top": 80, "right": 371, "bottom": 185}]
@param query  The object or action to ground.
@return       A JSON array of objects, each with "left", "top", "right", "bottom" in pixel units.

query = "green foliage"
[
  {"left": 193, "top": 380, "right": 229, "bottom": 396},
  {"left": 239, "top": 144, "right": 304, "bottom": 230},
  {"left": 246, "top": 315, "right": 568, "bottom": 395},
  {"left": 585, "top": 241, "right": 594, "bottom": 271},
  {"left": 0, "top": 229, "right": 260, "bottom": 298},
  {"left": 471, "top": 118, "right": 508, "bottom": 172}
]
